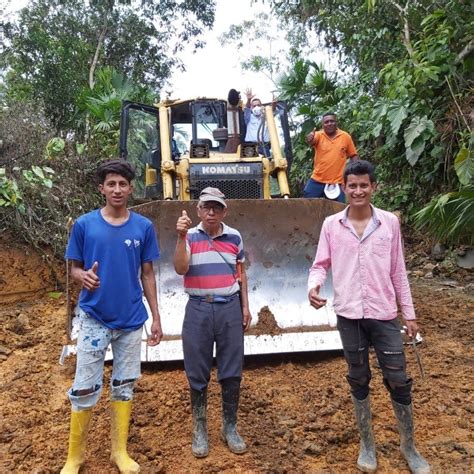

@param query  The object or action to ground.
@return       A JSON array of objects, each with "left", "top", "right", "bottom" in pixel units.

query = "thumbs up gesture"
[
  {"left": 176, "top": 210, "right": 192, "bottom": 238},
  {"left": 82, "top": 260, "right": 100, "bottom": 291}
]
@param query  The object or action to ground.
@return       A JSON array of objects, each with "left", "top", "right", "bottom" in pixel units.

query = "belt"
[{"left": 188, "top": 293, "right": 239, "bottom": 304}]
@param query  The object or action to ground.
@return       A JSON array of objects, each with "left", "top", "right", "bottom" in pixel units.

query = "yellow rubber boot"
[
  {"left": 110, "top": 400, "right": 140, "bottom": 473},
  {"left": 61, "top": 409, "right": 92, "bottom": 474}
]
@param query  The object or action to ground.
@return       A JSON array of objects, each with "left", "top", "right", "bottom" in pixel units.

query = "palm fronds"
[{"left": 413, "top": 186, "right": 474, "bottom": 245}]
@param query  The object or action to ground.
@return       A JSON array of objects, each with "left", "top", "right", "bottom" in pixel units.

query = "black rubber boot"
[
  {"left": 190, "top": 388, "right": 208, "bottom": 458},
  {"left": 221, "top": 378, "right": 247, "bottom": 454},
  {"left": 391, "top": 399, "right": 430, "bottom": 473},
  {"left": 351, "top": 395, "right": 377, "bottom": 473}
]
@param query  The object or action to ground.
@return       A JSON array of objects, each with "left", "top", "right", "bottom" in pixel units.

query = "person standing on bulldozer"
[
  {"left": 304, "top": 112, "right": 359, "bottom": 202},
  {"left": 62, "top": 159, "right": 163, "bottom": 474},
  {"left": 244, "top": 88, "right": 271, "bottom": 156},
  {"left": 308, "top": 160, "right": 430, "bottom": 474},
  {"left": 174, "top": 187, "right": 252, "bottom": 458}
]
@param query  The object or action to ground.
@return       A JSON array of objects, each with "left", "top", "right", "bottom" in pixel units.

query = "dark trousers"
[
  {"left": 337, "top": 316, "right": 412, "bottom": 405},
  {"left": 303, "top": 178, "right": 345, "bottom": 202},
  {"left": 182, "top": 294, "right": 244, "bottom": 392}
]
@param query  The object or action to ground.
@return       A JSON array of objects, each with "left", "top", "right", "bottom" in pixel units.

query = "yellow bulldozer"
[{"left": 60, "top": 96, "right": 344, "bottom": 364}]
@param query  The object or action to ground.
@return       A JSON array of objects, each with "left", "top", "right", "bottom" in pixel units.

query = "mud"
[
  {"left": 251, "top": 306, "right": 283, "bottom": 336},
  {"left": 0, "top": 238, "right": 473, "bottom": 473}
]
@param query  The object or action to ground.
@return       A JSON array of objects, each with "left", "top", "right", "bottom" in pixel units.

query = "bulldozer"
[{"left": 60, "top": 96, "right": 344, "bottom": 364}]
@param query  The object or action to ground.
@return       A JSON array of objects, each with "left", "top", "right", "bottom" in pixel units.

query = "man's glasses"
[{"left": 199, "top": 205, "right": 224, "bottom": 214}]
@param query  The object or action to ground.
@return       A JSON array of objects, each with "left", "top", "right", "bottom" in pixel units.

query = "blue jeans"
[
  {"left": 68, "top": 309, "right": 142, "bottom": 410},
  {"left": 303, "top": 178, "right": 345, "bottom": 203}
]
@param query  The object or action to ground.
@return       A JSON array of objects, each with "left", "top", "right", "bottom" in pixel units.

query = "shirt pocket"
[{"left": 372, "top": 236, "right": 392, "bottom": 257}]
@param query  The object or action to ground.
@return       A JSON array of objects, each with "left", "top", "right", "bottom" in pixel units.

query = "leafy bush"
[
  {"left": 414, "top": 139, "right": 474, "bottom": 245},
  {"left": 0, "top": 102, "right": 103, "bottom": 258}
]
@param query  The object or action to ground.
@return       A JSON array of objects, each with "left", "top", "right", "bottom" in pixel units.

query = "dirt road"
[{"left": 1, "top": 241, "right": 473, "bottom": 473}]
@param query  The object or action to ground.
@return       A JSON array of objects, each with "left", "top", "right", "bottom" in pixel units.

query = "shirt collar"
[
  {"left": 340, "top": 204, "right": 380, "bottom": 226},
  {"left": 323, "top": 128, "right": 342, "bottom": 140},
  {"left": 197, "top": 221, "right": 229, "bottom": 237}
]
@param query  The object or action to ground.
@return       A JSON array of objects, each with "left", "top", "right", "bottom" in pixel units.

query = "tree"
[
  {"left": 76, "top": 65, "right": 156, "bottom": 157},
  {"left": 272, "top": 0, "right": 473, "bottom": 208},
  {"left": 219, "top": 11, "right": 289, "bottom": 86},
  {"left": 1, "top": 0, "right": 216, "bottom": 132}
]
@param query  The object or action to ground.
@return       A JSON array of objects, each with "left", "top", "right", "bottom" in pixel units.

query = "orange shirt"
[{"left": 311, "top": 129, "right": 357, "bottom": 184}]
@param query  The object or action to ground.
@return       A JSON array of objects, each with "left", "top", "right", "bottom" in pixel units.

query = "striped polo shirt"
[{"left": 184, "top": 222, "right": 245, "bottom": 296}]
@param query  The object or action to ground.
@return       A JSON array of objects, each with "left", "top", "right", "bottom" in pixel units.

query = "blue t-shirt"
[{"left": 65, "top": 209, "right": 160, "bottom": 330}]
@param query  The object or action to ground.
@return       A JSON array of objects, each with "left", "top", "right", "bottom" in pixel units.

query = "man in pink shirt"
[{"left": 308, "top": 160, "right": 429, "bottom": 474}]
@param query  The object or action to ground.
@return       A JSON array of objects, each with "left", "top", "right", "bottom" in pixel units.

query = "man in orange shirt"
[{"left": 304, "top": 113, "right": 359, "bottom": 202}]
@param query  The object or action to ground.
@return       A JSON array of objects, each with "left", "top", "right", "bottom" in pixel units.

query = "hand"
[
  {"left": 82, "top": 261, "right": 100, "bottom": 291},
  {"left": 148, "top": 318, "right": 163, "bottom": 346},
  {"left": 305, "top": 129, "right": 316, "bottom": 146},
  {"left": 176, "top": 210, "right": 192, "bottom": 237},
  {"left": 308, "top": 285, "right": 327, "bottom": 309},
  {"left": 245, "top": 87, "right": 253, "bottom": 101},
  {"left": 404, "top": 320, "right": 419, "bottom": 339},
  {"left": 242, "top": 308, "right": 252, "bottom": 332}
]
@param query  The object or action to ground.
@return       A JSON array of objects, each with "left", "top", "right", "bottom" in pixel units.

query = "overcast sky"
[{"left": 168, "top": 0, "right": 279, "bottom": 102}]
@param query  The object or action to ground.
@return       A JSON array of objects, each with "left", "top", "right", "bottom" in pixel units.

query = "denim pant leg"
[
  {"left": 182, "top": 300, "right": 214, "bottom": 391},
  {"left": 303, "top": 178, "right": 345, "bottom": 202},
  {"left": 334, "top": 188, "right": 346, "bottom": 203},
  {"left": 110, "top": 326, "right": 143, "bottom": 401},
  {"left": 303, "top": 178, "right": 325, "bottom": 198},
  {"left": 68, "top": 311, "right": 111, "bottom": 410},
  {"left": 336, "top": 316, "right": 371, "bottom": 400},
  {"left": 369, "top": 318, "right": 412, "bottom": 404},
  {"left": 215, "top": 297, "right": 244, "bottom": 383}
]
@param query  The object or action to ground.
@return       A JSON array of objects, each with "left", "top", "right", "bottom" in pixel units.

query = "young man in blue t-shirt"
[{"left": 62, "top": 160, "right": 162, "bottom": 474}]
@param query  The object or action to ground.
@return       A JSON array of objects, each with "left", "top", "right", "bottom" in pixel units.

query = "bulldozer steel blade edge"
[
  {"left": 59, "top": 199, "right": 345, "bottom": 364},
  {"left": 136, "top": 198, "right": 343, "bottom": 361}
]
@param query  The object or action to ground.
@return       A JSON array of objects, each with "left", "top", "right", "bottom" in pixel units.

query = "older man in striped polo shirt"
[{"left": 174, "top": 187, "right": 252, "bottom": 458}]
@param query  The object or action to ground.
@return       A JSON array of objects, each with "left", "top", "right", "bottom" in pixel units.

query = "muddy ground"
[{"left": 0, "top": 237, "right": 473, "bottom": 473}]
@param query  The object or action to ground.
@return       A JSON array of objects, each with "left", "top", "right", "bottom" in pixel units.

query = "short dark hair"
[
  {"left": 322, "top": 112, "right": 336, "bottom": 119},
  {"left": 343, "top": 160, "right": 376, "bottom": 184},
  {"left": 96, "top": 159, "right": 135, "bottom": 184}
]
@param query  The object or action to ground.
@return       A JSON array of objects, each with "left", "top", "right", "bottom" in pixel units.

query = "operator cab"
[{"left": 119, "top": 98, "right": 293, "bottom": 199}]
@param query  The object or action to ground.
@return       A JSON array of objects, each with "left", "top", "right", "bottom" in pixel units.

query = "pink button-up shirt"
[{"left": 308, "top": 205, "right": 415, "bottom": 321}]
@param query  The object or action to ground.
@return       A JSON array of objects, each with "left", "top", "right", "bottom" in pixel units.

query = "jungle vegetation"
[{"left": 0, "top": 0, "right": 472, "bottom": 258}]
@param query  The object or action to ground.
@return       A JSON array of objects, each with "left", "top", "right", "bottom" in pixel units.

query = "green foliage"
[
  {"left": 272, "top": 0, "right": 472, "bottom": 214},
  {"left": 0, "top": 148, "right": 104, "bottom": 258},
  {"left": 46, "top": 138, "right": 66, "bottom": 159},
  {"left": 0, "top": 100, "right": 103, "bottom": 258},
  {"left": 454, "top": 141, "right": 474, "bottom": 186},
  {"left": 2, "top": 0, "right": 215, "bottom": 131},
  {"left": 0, "top": 165, "right": 54, "bottom": 214},
  {"left": 272, "top": 0, "right": 406, "bottom": 72},
  {"left": 413, "top": 135, "right": 474, "bottom": 245},
  {"left": 403, "top": 116, "right": 435, "bottom": 166},
  {"left": 413, "top": 187, "right": 474, "bottom": 245},
  {"left": 77, "top": 66, "right": 155, "bottom": 158},
  {"left": 0, "top": 168, "right": 22, "bottom": 211}
]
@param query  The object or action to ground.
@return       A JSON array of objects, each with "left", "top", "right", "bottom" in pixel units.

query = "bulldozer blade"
[
  {"left": 59, "top": 199, "right": 345, "bottom": 363},
  {"left": 135, "top": 198, "right": 344, "bottom": 361}
]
